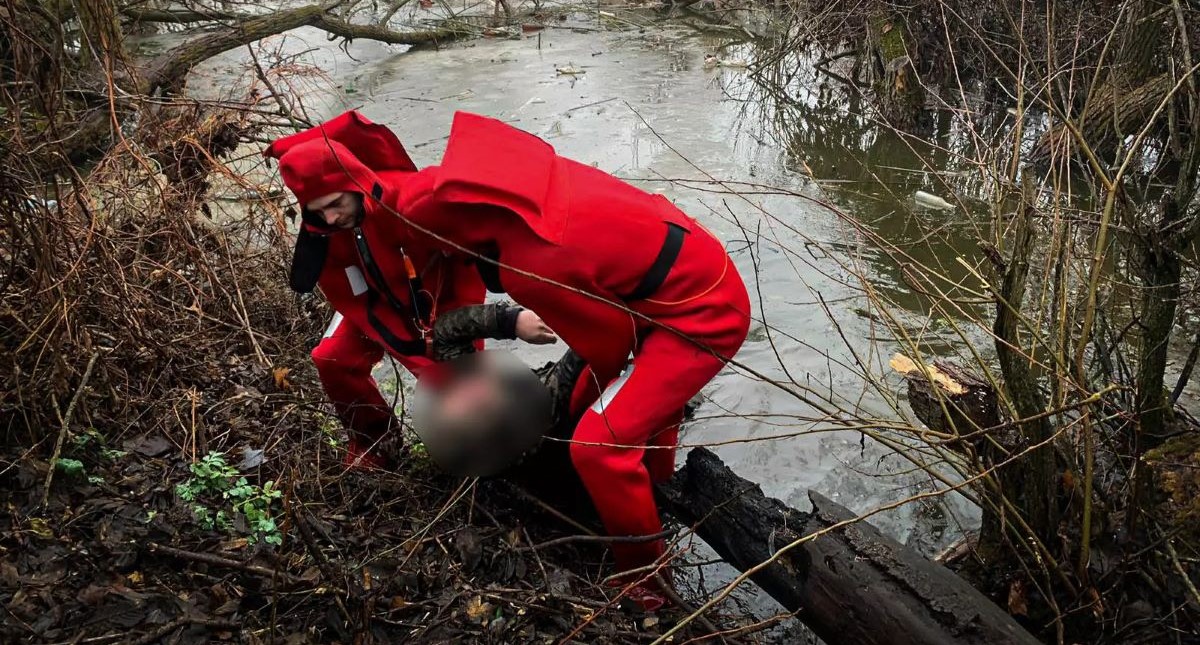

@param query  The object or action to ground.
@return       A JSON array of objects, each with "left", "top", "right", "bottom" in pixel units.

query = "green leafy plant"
[
  {"left": 175, "top": 452, "right": 283, "bottom": 545},
  {"left": 100, "top": 448, "right": 128, "bottom": 461},
  {"left": 55, "top": 458, "right": 85, "bottom": 477},
  {"left": 319, "top": 415, "right": 343, "bottom": 448}
]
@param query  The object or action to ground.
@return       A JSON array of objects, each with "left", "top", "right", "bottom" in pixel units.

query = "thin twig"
[
  {"left": 146, "top": 542, "right": 305, "bottom": 585},
  {"left": 41, "top": 352, "right": 99, "bottom": 506}
]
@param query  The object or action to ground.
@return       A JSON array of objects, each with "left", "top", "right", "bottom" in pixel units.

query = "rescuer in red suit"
[
  {"left": 265, "top": 112, "right": 555, "bottom": 469},
  {"left": 392, "top": 112, "right": 753, "bottom": 610}
]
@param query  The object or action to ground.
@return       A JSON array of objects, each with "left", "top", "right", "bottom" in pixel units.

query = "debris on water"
[
  {"left": 555, "top": 64, "right": 585, "bottom": 75},
  {"left": 913, "top": 190, "right": 955, "bottom": 210},
  {"left": 512, "top": 97, "right": 546, "bottom": 117}
]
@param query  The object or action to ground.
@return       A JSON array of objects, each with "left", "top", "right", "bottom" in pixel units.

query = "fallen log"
[{"left": 657, "top": 448, "right": 1039, "bottom": 645}]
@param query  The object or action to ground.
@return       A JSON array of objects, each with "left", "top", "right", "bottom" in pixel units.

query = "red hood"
[
  {"left": 277, "top": 138, "right": 382, "bottom": 208},
  {"left": 265, "top": 110, "right": 417, "bottom": 173},
  {"left": 432, "top": 112, "right": 568, "bottom": 244},
  {"left": 267, "top": 110, "right": 418, "bottom": 210}
]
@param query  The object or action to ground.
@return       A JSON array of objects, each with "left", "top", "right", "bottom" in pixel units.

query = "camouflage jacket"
[{"left": 431, "top": 302, "right": 523, "bottom": 362}]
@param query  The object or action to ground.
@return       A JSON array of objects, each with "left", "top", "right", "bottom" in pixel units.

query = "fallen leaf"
[
  {"left": 238, "top": 447, "right": 265, "bottom": 470},
  {"left": 1087, "top": 587, "right": 1104, "bottom": 619},
  {"left": 272, "top": 366, "right": 291, "bottom": 390},
  {"left": 465, "top": 595, "right": 493, "bottom": 624},
  {"left": 28, "top": 517, "right": 53, "bottom": 539},
  {"left": 547, "top": 569, "right": 572, "bottom": 597},
  {"left": 219, "top": 537, "right": 248, "bottom": 551},
  {"left": 215, "top": 598, "right": 241, "bottom": 615},
  {"left": 123, "top": 434, "right": 173, "bottom": 458},
  {"left": 126, "top": 571, "right": 143, "bottom": 586},
  {"left": 1007, "top": 579, "right": 1028, "bottom": 617},
  {"left": 455, "top": 528, "right": 483, "bottom": 572}
]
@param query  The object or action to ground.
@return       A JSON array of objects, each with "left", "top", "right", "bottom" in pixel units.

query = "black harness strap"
[
  {"left": 364, "top": 289, "right": 427, "bottom": 356},
  {"left": 351, "top": 185, "right": 432, "bottom": 356},
  {"left": 625, "top": 222, "right": 688, "bottom": 301},
  {"left": 353, "top": 227, "right": 410, "bottom": 315},
  {"left": 475, "top": 246, "right": 505, "bottom": 294}
]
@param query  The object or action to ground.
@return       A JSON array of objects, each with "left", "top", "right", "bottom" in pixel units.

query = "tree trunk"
[
  {"left": 901, "top": 361, "right": 1016, "bottom": 563},
  {"left": 657, "top": 448, "right": 1041, "bottom": 645},
  {"left": 1035, "top": 0, "right": 1170, "bottom": 162},
  {"left": 866, "top": 14, "right": 923, "bottom": 128},
  {"left": 993, "top": 202, "right": 1060, "bottom": 545},
  {"left": 1135, "top": 215, "right": 1183, "bottom": 443},
  {"left": 142, "top": 5, "right": 467, "bottom": 94},
  {"left": 76, "top": 0, "right": 127, "bottom": 69}
]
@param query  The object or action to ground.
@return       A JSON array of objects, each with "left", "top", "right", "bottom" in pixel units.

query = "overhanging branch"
[{"left": 143, "top": 4, "right": 470, "bottom": 94}]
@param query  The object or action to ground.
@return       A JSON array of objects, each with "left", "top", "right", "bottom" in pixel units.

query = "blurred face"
[
  {"left": 306, "top": 192, "right": 363, "bottom": 229},
  {"left": 436, "top": 370, "right": 505, "bottom": 428},
  {"left": 411, "top": 351, "right": 554, "bottom": 477}
]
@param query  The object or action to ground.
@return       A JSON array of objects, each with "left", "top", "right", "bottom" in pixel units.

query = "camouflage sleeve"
[
  {"left": 432, "top": 303, "right": 523, "bottom": 362},
  {"left": 539, "top": 349, "right": 587, "bottom": 432}
]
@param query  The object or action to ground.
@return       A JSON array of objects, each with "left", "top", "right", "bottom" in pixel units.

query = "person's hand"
[{"left": 515, "top": 310, "right": 557, "bottom": 344}]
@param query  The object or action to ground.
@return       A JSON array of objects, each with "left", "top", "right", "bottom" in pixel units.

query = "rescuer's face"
[{"left": 306, "top": 192, "right": 363, "bottom": 229}]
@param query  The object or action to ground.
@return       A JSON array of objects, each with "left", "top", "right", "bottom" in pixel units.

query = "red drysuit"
[
  {"left": 397, "top": 112, "right": 752, "bottom": 573},
  {"left": 266, "top": 112, "right": 485, "bottom": 466}
]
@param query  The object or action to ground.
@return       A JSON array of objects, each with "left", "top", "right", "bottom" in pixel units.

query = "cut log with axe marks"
[{"left": 657, "top": 448, "right": 1040, "bottom": 645}]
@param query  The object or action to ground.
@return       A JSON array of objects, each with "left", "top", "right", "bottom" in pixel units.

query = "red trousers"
[
  {"left": 569, "top": 272, "right": 750, "bottom": 572},
  {"left": 311, "top": 314, "right": 430, "bottom": 459}
]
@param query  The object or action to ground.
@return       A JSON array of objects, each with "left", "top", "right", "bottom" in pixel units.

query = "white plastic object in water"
[{"left": 914, "top": 190, "right": 955, "bottom": 210}]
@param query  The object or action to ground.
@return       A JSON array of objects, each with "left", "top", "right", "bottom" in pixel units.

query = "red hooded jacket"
[
  {"left": 266, "top": 112, "right": 485, "bottom": 367},
  {"left": 397, "top": 112, "right": 749, "bottom": 381}
]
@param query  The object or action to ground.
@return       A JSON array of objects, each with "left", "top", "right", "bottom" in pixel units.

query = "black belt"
[{"left": 625, "top": 222, "right": 688, "bottom": 300}]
